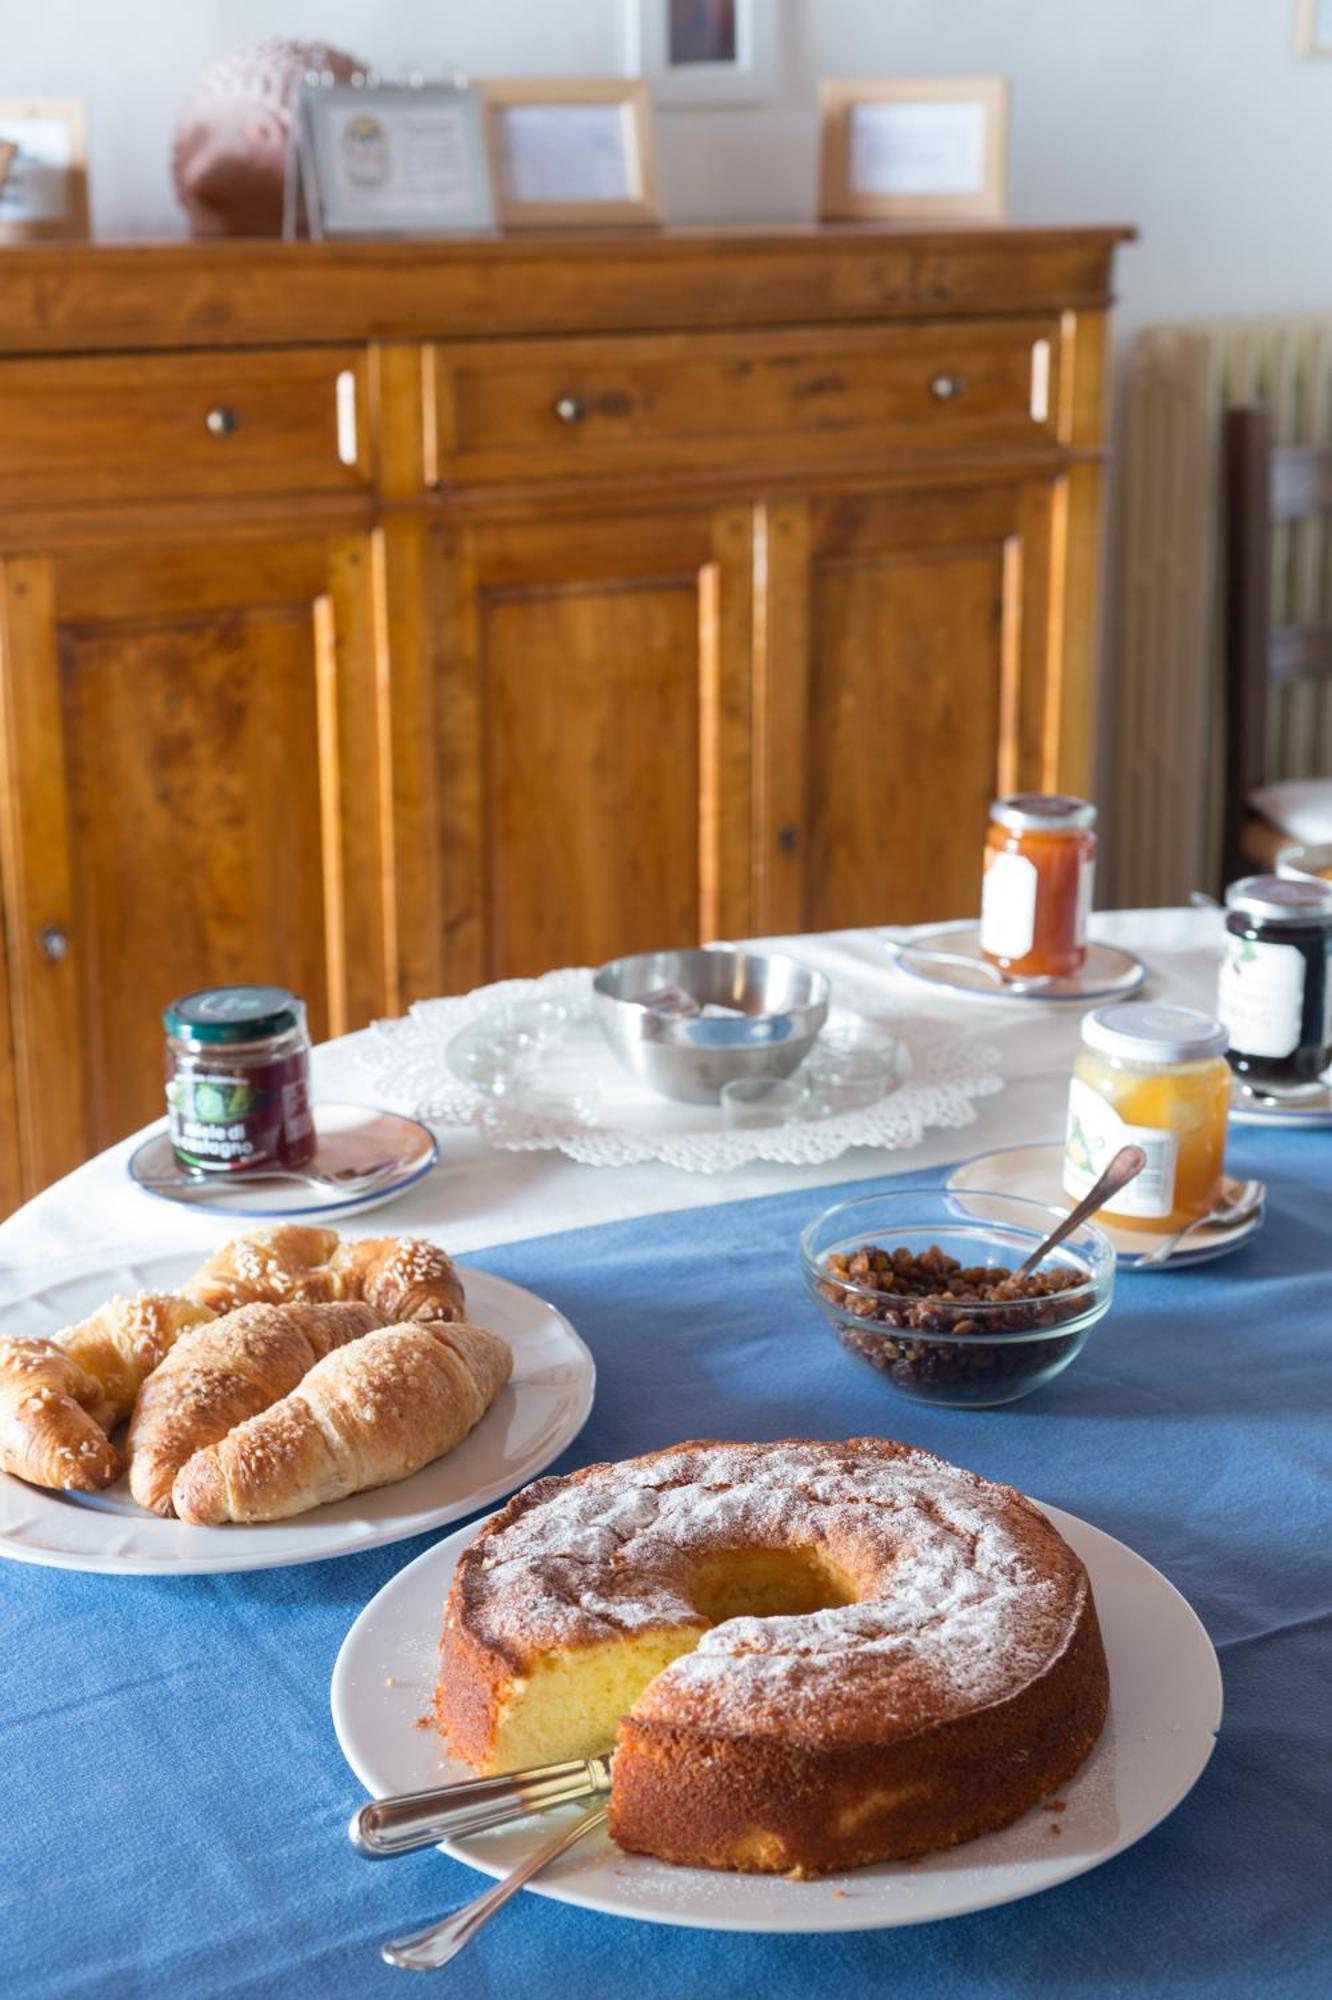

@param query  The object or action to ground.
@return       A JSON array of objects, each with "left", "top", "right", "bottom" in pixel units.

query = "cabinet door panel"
[
  {"left": 59, "top": 614, "right": 331, "bottom": 1148},
  {"left": 757, "top": 481, "right": 1059, "bottom": 932},
  {"left": 440, "top": 507, "right": 752, "bottom": 985},
  {"left": 0, "top": 533, "right": 388, "bottom": 1183}
]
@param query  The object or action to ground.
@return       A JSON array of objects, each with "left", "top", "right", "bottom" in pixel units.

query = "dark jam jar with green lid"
[
  {"left": 1218, "top": 875, "right": 1332, "bottom": 1087},
  {"left": 164, "top": 985, "right": 316, "bottom": 1173}
]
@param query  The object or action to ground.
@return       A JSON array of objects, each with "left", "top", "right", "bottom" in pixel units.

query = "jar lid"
[
  {"left": 1082, "top": 1001, "right": 1228, "bottom": 1063},
  {"left": 164, "top": 985, "right": 304, "bottom": 1045},
  {"left": 1224, "top": 873, "right": 1332, "bottom": 923},
  {"left": 990, "top": 792, "right": 1097, "bottom": 833}
]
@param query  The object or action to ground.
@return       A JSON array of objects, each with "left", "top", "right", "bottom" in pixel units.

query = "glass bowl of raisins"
[{"left": 800, "top": 1188, "right": 1115, "bottom": 1407}]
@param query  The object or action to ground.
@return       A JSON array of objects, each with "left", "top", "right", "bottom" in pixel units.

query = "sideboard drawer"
[
  {"left": 431, "top": 319, "right": 1061, "bottom": 483},
  {"left": 0, "top": 349, "right": 369, "bottom": 505}
]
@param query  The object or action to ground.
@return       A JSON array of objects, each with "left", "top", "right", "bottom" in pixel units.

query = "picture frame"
[
  {"left": 296, "top": 80, "right": 493, "bottom": 239},
  {"left": 480, "top": 78, "right": 660, "bottom": 229},
  {"left": 0, "top": 100, "right": 89, "bottom": 244},
  {"left": 1295, "top": 0, "right": 1332, "bottom": 57},
  {"left": 819, "top": 77, "right": 1009, "bottom": 224},
  {"left": 625, "top": 0, "right": 777, "bottom": 106}
]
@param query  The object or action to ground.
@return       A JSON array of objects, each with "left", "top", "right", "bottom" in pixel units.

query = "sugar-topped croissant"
[
  {"left": 126, "top": 1298, "right": 383, "bottom": 1516},
  {"left": 179, "top": 1227, "right": 466, "bottom": 1326},
  {"left": 0, "top": 1338, "right": 123, "bottom": 1491},
  {"left": 331, "top": 1237, "right": 466, "bottom": 1323},
  {"left": 54, "top": 1293, "right": 215, "bottom": 1429},
  {"left": 172, "top": 1319, "right": 511, "bottom": 1524},
  {"left": 180, "top": 1224, "right": 342, "bottom": 1317}
]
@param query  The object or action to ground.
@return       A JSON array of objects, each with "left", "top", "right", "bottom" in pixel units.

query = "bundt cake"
[{"left": 435, "top": 1438, "right": 1109, "bottom": 1875}]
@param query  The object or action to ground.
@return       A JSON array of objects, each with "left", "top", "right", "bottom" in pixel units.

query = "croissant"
[
  {"left": 126, "top": 1298, "right": 382, "bottom": 1516},
  {"left": 172, "top": 1319, "right": 512, "bottom": 1524},
  {"left": 0, "top": 1338, "right": 123, "bottom": 1491},
  {"left": 53, "top": 1294, "right": 215, "bottom": 1430},
  {"left": 331, "top": 1237, "right": 466, "bottom": 1323},
  {"left": 180, "top": 1224, "right": 342, "bottom": 1317}
]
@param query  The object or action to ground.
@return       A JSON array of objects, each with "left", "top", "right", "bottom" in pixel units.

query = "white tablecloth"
[{"left": 0, "top": 909, "right": 1224, "bottom": 1295}]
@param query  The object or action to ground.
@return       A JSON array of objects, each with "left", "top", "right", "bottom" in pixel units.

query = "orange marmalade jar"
[{"left": 980, "top": 794, "right": 1097, "bottom": 978}]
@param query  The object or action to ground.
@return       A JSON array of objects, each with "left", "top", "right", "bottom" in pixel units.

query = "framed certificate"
[
  {"left": 299, "top": 81, "right": 494, "bottom": 238},
  {"left": 819, "top": 77, "right": 1009, "bottom": 224},
  {"left": 481, "top": 79, "right": 660, "bottom": 229},
  {"left": 0, "top": 100, "right": 89, "bottom": 243}
]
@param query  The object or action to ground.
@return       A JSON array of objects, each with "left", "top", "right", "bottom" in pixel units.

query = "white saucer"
[
  {"left": 331, "top": 1502, "right": 1221, "bottom": 1935},
  {"left": 887, "top": 922, "right": 1146, "bottom": 1006},
  {"left": 127, "top": 1104, "right": 438, "bottom": 1220},
  {"left": 0, "top": 1246, "right": 594, "bottom": 1575},
  {"left": 1229, "top": 1074, "right": 1332, "bottom": 1129},
  {"left": 947, "top": 1143, "right": 1266, "bottom": 1270}
]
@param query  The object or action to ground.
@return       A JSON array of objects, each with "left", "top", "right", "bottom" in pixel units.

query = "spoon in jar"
[
  {"left": 1135, "top": 1177, "right": 1265, "bottom": 1268},
  {"left": 1011, "top": 1145, "right": 1147, "bottom": 1281}
]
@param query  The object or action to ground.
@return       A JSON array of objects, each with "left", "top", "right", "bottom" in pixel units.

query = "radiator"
[{"left": 1108, "top": 313, "right": 1332, "bottom": 905}]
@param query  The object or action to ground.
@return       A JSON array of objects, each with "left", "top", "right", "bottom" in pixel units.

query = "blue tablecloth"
[{"left": 3, "top": 1127, "right": 1329, "bottom": 1999}]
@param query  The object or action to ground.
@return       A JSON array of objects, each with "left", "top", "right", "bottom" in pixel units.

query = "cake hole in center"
[{"left": 687, "top": 1546, "right": 857, "bottom": 1624}]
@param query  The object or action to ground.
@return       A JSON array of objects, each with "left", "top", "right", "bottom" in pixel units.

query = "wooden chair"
[{"left": 1223, "top": 405, "right": 1332, "bottom": 883}]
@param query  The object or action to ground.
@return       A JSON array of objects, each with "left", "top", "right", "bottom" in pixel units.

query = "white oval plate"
[
  {"left": 331, "top": 1501, "right": 1221, "bottom": 1935},
  {"left": 127, "top": 1104, "right": 439, "bottom": 1221},
  {"left": 948, "top": 1142, "right": 1265, "bottom": 1270},
  {"left": 0, "top": 1247, "right": 594, "bottom": 1576},
  {"left": 887, "top": 923, "right": 1146, "bottom": 1006},
  {"left": 1229, "top": 1075, "right": 1332, "bottom": 1129}
]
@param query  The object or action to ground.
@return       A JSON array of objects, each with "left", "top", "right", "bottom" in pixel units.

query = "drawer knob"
[
  {"left": 554, "top": 395, "right": 586, "bottom": 425},
  {"left": 930, "top": 373, "right": 966, "bottom": 403},
  {"left": 205, "top": 405, "right": 240, "bottom": 437},
  {"left": 38, "top": 924, "right": 68, "bottom": 963}
]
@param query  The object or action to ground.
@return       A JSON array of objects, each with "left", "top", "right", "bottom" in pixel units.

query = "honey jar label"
[
  {"left": 1217, "top": 935, "right": 1305, "bottom": 1059},
  {"left": 1064, "top": 1077, "right": 1178, "bottom": 1218},
  {"left": 979, "top": 851, "right": 1038, "bottom": 958}
]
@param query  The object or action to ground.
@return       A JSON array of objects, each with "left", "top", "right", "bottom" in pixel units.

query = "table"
[{"left": 3, "top": 911, "right": 1328, "bottom": 1999}]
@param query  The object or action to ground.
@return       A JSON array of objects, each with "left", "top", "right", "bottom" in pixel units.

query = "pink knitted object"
[{"left": 172, "top": 39, "right": 366, "bottom": 237}]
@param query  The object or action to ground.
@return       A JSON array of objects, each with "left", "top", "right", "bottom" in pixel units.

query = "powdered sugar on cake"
[{"left": 464, "top": 1440, "right": 1084, "bottom": 1743}]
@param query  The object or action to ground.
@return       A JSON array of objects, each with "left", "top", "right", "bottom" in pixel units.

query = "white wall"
[{"left": 7, "top": 0, "right": 1330, "bottom": 352}]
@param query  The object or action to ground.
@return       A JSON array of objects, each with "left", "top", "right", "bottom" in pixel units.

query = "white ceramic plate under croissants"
[
  {"left": 333, "top": 1505, "right": 1221, "bottom": 1935},
  {"left": 0, "top": 1244, "right": 594, "bottom": 1576}
]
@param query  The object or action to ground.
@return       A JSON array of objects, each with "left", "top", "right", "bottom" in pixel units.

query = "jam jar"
[
  {"left": 165, "top": 985, "right": 316, "bottom": 1173},
  {"left": 1065, "top": 1003, "right": 1231, "bottom": 1233},
  {"left": 1218, "top": 875, "right": 1332, "bottom": 1087},
  {"left": 980, "top": 794, "right": 1097, "bottom": 979}
]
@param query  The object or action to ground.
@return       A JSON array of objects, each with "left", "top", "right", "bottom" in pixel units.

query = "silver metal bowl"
[{"left": 592, "top": 948, "right": 831, "bottom": 1104}]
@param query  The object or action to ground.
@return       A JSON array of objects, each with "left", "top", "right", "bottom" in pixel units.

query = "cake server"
[
  {"left": 349, "top": 1755, "right": 613, "bottom": 1857},
  {"left": 382, "top": 1800, "right": 609, "bottom": 1970}
]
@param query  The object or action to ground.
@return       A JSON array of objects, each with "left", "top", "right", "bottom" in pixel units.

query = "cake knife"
[{"left": 348, "top": 1755, "right": 613, "bottom": 1857}]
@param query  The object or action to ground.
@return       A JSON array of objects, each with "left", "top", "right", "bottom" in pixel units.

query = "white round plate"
[
  {"left": 0, "top": 1247, "right": 594, "bottom": 1576},
  {"left": 947, "top": 1143, "right": 1265, "bottom": 1270},
  {"left": 1229, "top": 1074, "right": 1332, "bottom": 1128},
  {"left": 331, "top": 1502, "right": 1221, "bottom": 1935},
  {"left": 127, "top": 1104, "right": 439, "bottom": 1221},
  {"left": 887, "top": 922, "right": 1146, "bottom": 1006}
]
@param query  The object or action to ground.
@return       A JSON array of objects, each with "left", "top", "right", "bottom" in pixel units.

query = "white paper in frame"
[
  {"left": 298, "top": 82, "right": 494, "bottom": 238},
  {"left": 481, "top": 80, "right": 660, "bottom": 228},
  {"left": 820, "top": 77, "right": 1009, "bottom": 223}
]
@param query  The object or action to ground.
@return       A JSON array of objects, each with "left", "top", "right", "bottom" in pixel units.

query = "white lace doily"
[{"left": 365, "top": 969, "right": 1003, "bottom": 1174}]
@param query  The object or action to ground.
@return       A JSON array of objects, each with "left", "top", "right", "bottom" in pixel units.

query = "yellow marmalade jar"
[{"left": 1064, "top": 1003, "right": 1231, "bottom": 1233}]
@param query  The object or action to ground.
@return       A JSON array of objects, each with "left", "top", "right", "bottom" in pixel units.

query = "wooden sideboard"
[{"left": 0, "top": 224, "right": 1129, "bottom": 1207}]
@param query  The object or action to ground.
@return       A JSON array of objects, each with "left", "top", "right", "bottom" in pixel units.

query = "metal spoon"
[
  {"left": 137, "top": 1158, "right": 403, "bottom": 1199},
  {"left": 381, "top": 1801, "right": 608, "bottom": 1971},
  {"left": 350, "top": 1755, "right": 612, "bottom": 1858},
  {"left": 1135, "top": 1177, "right": 1264, "bottom": 1268},
  {"left": 1012, "top": 1144, "right": 1147, "bottom": 1280},
  {"left": 888, "top": 941, "right": 1056, "bottom": 997}
]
